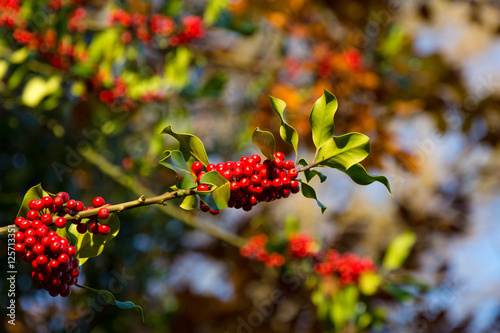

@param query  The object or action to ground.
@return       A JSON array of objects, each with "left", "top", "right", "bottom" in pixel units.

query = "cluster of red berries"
[
  {"left": 288, "top": 233, "right": 317, "bottom": 258},
  {"left": 193, "top": 152, "right": 300, "bottom": 214},
  {"left": 239, "top": 234, "right": 286, "bottom": 267},
  {"left": 314, "top": 249, "right": 375, "bottom": 284},
  {"left": 110, "top": 10, "right": 205, "bottom": 46},
  {"left": 0, "top": 0, "right": 20, "bottom": 28}
]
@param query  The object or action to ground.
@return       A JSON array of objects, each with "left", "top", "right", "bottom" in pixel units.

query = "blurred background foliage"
[{"left": 2, "top": 0, "right": 500, "bottom": 332}]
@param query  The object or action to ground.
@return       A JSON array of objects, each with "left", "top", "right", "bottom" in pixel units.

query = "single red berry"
[
  {"left": 250, "top": 174, "right": 261, "bottom": 185},
  {"left": 281, "top": 188, "right": 291, "bottom": 198},
  {"left": 222, "top": 170, "right": 233, "bottom": 181},
  {"left": 233, "top": 167, "right": 244, "bottom": 178},
  {"left": 197, "top": 171, "right": 206, "bottom": 181},
  {"left": 58, "top": 253, "right": 70, "bottom": 264},
  {"left": 36, "top": 225, "right": 49, "bottom": 238},
  {"left": 243, "top": 166, "right": 253, "bottom": 177},
  {"left": 29, "top": 200, "right": 36, "bottom": 210},
  {"left": 252, "top": 186, "right": 264, "bottom": 196},
  {"left": 89, "top": 222, "right": 99, "bottom": 234},
  {"left": 14, "top": 217, "right": 25, "bottom": 227},
  {"left": 251, "top": 154, "right": 261, "bottom": 163},
  {"left": 216, "top": 164, "right": 226, "bottom": 173},
  {"left": 283, "top": 160, "right": 294, "bottom": 170},
  {"left": 197, "top": 184, "right": 210, "bottom": 191},
  {"left": 31, "top": 219, "right": 43, "bottom": 229},
  {"left": 199, "top": 202, "right": 210, "bottom": 212},
  {"left": 274, "top": 152, "right": 285, "bottom": 160},
  {"left": 14, "top": 243, "right": 25, "bottom": 253},
  {"left": 76, "top": 223, "right": 87, "bottom": 234},
  {"left": 14, "top": 231, "right": 25, "bottom": 243},
  {"left": 206, "top": 163, "right": 216, "bottom": 171},
  {"left": 249, "top": 195, "right": 258, "bottom": 206},
  {"left": 41, "top": 236, "right": 51, "bottom": 247},
  {"left": 225, "top": 161, "right": 235, "bottom": 170},
  {"left": 67, "top": 246, "right": 76, "bottom": 257},
  {"left": 209, "top": 208, "right": 219, "bottom": 215},
  {"left": 43, "top": 196, "right": 54, "bottom": 208},
  {"left": 272, "top": 158, "right": 283, "bottom": 169},
  {"left": 98, "top": 224, "right": 111, "bottom": 235},
  {"left": 54, "top": 217, "right": 67, "bottom": 228},
  {"left": 25, "top": 251, "right": 37, "bottom": 262},
  {"left": 26, "top": 210, "right": 39, "bottom": 221},
  {"left": 50, "top": 241, "right": 62, "bottom": 253},
  {"left": 191, "top": 161, "right": 204, "bottom": 175},
  {"left": 93, "top": 197, "right": 105, "bottom": 208},
  {"left": 282, "top": 177, "right": 291, "bottom": 187},
  {"left": 49, "top": 259, "right": 59, "bottom": 270},
  {"left": 18, "top": 220, "right": 30, "bottom": 231},
  {"left": 98, "top": 207, "right": 110, "bottom": 220},
  {"left": 36, "top": 255, "right": 48, "bottom": 266},
  {"left": 288, "top": 168, "right": 298, "bottom": 179},
  {"left": 235, "top": 161, "right": 244, "bottom": 168},
  {"left": 242, "top": 203, "right": 252, "bottom": 212},
  {"left": 247, "top": 158, "right": 256, "bottom": 167},
  {"left": 25, "top": 228, "right": 36, "bottom": 237},
  {"left": 53, "top": 196, "right": 64, "bottom": 207},
  {"left": 24, "top": 236, "right": 37, "bottom": 248},
  {"left": 230, "top": 181, "right": 240, "bottom": 192},
  {"left": 59, "top": 238, "right": 68, "bottom": 247},
  {"left": 75, "top": 200, "right": 84, "bottom": 211},
  {"left": 240, "top": 156, "right": 249, "bottom": 164},
  {"left": 33, "top": 244, "right": 45, "bottom": 255},
  {"left": 33, "top": 199, "right": 45, "bottom": 211},
  {"left": 67, "top": 199, "right": 77, "bottom": 210},
  {"left": 239, "top": 178, "right": 250, "bottom": 188},
  {"left": 41, "top": 214, "right": 53, "bottom": 225},
  {"left": 261, "top": 179, "right": 272, "bottom": 190},
  {"left": 272, "top": 178, "right": 283, "bottom": 189}
]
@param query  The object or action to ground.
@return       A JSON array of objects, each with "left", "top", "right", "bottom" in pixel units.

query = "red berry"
[
  {"left": 26, "top": 210, "right": 39, "bottom": 221},
  {"left": 75, "top": 201, "right": 84, "bottom": 211},
  {"left": 261, "top": 179, "right": 272, "bottom": 190},
  {"left": 60, "top": 287, "right": 71, "bottom": 297},
  {"left": 24, "top": 236, "right": 37, "bottom": 248},
  {"left": 272, "top": 158, "right": 283, "bottom": 169},
  {"left": 76, "top": 223, "right": 87, "bottom": 234},
  {"left": 282, "top": 177, "right": 291, "bottom": 187},
  {"left": 199, "top": 202, "right": 209, "bottom": 212},
  {"left": 249, "top": 195, "right": 258, "bottom": 206},
  {"left": 272, "top": 178, "right": 283, "bottom": 189},
  {"left": 240, "top": 156, "right": 249, "bottom": 164},
  {"left": 41, "top": 236, "right": 52, "bottom": 247},
  {"left": 32, "top": 219, "right": 43, "bottom": 229},
  {"left": 25, "top": 228, "right": 36, "bottom": 237},
  {"left": 243, "top": 166, "right": 253, "bottom": 177},
  {"left": 233, "top": 167, "right": 243, "bottom": 178},
  {"left": 225, "top": 161, "right": 235, "bottom": 170},
  {"left": 58, "top": 253, "right": 70, "bottom": 264},
  {"left": 49, "top": 259, "right": 59, "bottom": 270},
  {"left": 67, "top": 246, "right": 76, "bottom": 257},
  {"left": 53, "top": 196, "right": 64, "bottom": 207},
  {"left": 250, "top": 174, "right": 261, "bottom": 185},
  {"left": 98, "top": 224, "right": 111, "bottom": 235},
  {"left": 41, "top": 213, "right": 53, "bottom": 225},
  {"left": 230, "top": 181, "right": 240, "bottom": 192},
  {"left": 54, "top": 217, "right": 67, "bottom": 228},
  {"left": 93, "top": 196, "right": 105, "bottom": 207},
  {"left": 281, "top": 188, "right": 291, "bottom": 198},
  {"left": 14, "top": 231, "right": 25, "bottom": 243},
  {"left": 197, "top": 171, "right": 206, "bottom": 181},
  {"left": 239, "top": 178, "right": 250, "bottom": 188},
  {"left": 36, "top": 225, "right": 49, "bottom": 238},
  {"left": 15, "top": 217, "right": 25, "bottom": 227},
  {"left": 288, "top": 168, "right": 298, "bottom": 179},
  {"left": 89, "top": 222, "right": 99, "bottom": 234},
  {"left": 43, "top": 196, "right": 54, "bottom": 208},
  {"left": 56, "top": 192, "right": 69, "bottom": 202},
  {"left": 207, "top": 164, "right": 216, "bottom": 171},
  {"left": 283, "top": 160, "right": 294, "bottom": 170},
  {"left": 98, "top": 207, "right": 110, "bottom": 220},
  {"left": 242, "top": 203, "right": 252, "bottom": 211},
  {"left": 29, "top": 200, "right": 36, "bottom": 210},
  {"left": 191, "top": 161, "right": 204, "bottom": 175},
  {"left": 33, "top": 200, "right": 45, "bottom": 211},
  {"left": 234, "top": 161, "right": 244, "bottom": 168},
  {"left": 36, "top": 255, "right": 48, "bottom": 266},
  {"left": 33, "top": 244, "right": 45, "bottom": 255},
  {"left": 67, "top": 199, "right": 77, "bottom": 210},
  {"left": 251, "top": 154, "right": 261, "bottom": 163},
  {"left": 222, "top": 170, "right": 233, "bottom": 181},
  {"left": 209, "top": 208, "right": 219, "bottom": 215},
  {"left": 50, "top": 241, "right": 62, "bottom": 253},
  {"left": 253, "top": 186, "right": 264, "bottom": 196},
  {"left": 274, "top": 152, "right": 285, "bottom": 160},
  {"left": 14, "top": 243, "right": 25, "bottom": 253},
  {"left": 197, "top": 184, "right": 210, "bottom": 191}
]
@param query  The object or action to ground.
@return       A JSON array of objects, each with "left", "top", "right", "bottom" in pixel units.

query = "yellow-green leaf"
[{"left": 383, "top": 231, "right": 416, "bottom": 270}]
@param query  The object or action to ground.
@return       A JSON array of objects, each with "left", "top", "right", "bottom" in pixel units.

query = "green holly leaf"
[
  {"left": 269, "top": 96, "right": 299, "bottom": 157},
  {"left": 16, "top": 184, "right": 53, "bottom": 218},
  {"left": 71, "top": 213, "right": 120, "bottom": 266},
  {"left": 197, "top": 171, "right": 230, "bottom": 211},
  {"left": 159, "top": 150, "right": 198, "bottom": 190},
  {"left": 76, "top": 284, "right": 144, "bottom": 323},
  {"left": 161, "top": 125, "right": 210, "bottom": 166},
  {"left": 309, "top": 89, "right": 338, "bottom": 149},
  {"left": 252, "top": 127, "right": 275, "bottom": 160},
  {"left": 340, "top": 163, "right": 391, "bottom": 194},
  {"left": 297, "top": 159, "right": 327, "bottom": 183},
  {"left": 317, "top": 133, "right": 371, "bottom": 170},
  {"left": 383, "top": 231, "right": 416, "bottom": 270},
  {"left": 180, "top": 195, "right": 199, "bottom": 210},
  {"left": 299, "top": 180, "right": 326, "bottom": 213}
]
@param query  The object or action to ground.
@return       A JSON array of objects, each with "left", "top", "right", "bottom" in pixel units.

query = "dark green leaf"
[
  {"left": 269, "top": 96, "right": 299, "bottom": 157},
  {"left": 340, "top": 163, "right": 391, "bottom": 194},
  {"left": 76, "top": 284, "right": 144, "bottom": 323},
  {"left": 297, "top": 159, "right": 327, "bottom": 183},
  {"left": 252, "top": 128, "right": 275, "bottom": 160},
  {"left": 299, "top": 181, "right": 326, "bottom": 213},
  {"left": 309, "top": 89, "right": 338, "bottom": 149},
  {"left": 317, "top": 133, "right": 370, "bottom": 170},
  {"left": 73, "top": 212, "right": 120, "bottom": 266},
  {"left": 161, "top": 125, "right": 210, "bottom": 166},
  {"left": 16, "top": 184, "right": 53, "bottom": 218},
  {"left": 159, "top": 150, "right": 198, "bottom": 189},
  {"left": 198, "top": 171, "right": 230, "bottom": 210},
  {"left": 180, "top": 195, "right": 199, "bottom": 210}
]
